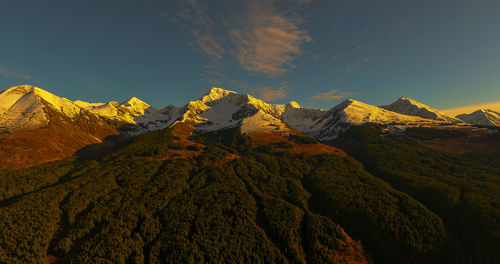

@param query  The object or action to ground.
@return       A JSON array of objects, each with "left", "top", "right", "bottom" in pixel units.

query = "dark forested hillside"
[
  {"left": 336, "top": 124, "right": 500, "bottom": 264},
  {"left": 0, "top": 126, "right": 498, "bottom": 263}
]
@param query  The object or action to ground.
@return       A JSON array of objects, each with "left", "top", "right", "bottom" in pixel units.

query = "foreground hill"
[
  {"left": 333, "top": 124, "right": 500, "bottom": 263},
  {"left": 1, "top": 127, "right": 470, "bottom": 264}
]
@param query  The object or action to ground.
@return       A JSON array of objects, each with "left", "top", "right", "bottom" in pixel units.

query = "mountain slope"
[
  {"left": 381, "top": 97, "right": 460, "bottom": 122},
  {"left": 456, "top": 109, "right": 500, "bottom": 126},
  {"left": 292, "top": 99, "right": 433, "bottom": 140},
  {"left": 75, "top": 96, "right": 181, "bottom": 132},
  {"left": 336, "top": 124, "right": 500, "bottom": 263},
  {"left": 0, "top": 85, "right": 83, "bottom": 131},
  {"left": 178, "top": 89, "right": 448, "bottom": 141},
  {"left": 0, "top": 127, "right": 463, "bottom": 264},
  {"left": 0, "top": 85, "right": 120, "bottom": 169},
  {"left": 0, "top": 85, "right": 478, "bottom": 169},
  {"left": 165, "top": 87, "right": 304, "bottom": 138},
  {"left": 0, "top": 86, "right": 463, "bottom": 140}
]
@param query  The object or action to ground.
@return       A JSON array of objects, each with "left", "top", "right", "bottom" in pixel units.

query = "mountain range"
[
  {"left": 0, "top": 84, "right": 498, "bottom": 169},
  {"left": 1, "top": 85, "right": 499, "bottom": 264}
]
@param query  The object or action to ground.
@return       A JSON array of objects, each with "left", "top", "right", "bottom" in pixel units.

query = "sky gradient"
[{"left": 0, "top": 0, "right": 499, "bottom": 111}]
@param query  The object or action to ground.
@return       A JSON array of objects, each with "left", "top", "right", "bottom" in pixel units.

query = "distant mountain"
[
  {"left": 381, "top": 97, "right": 460, "bottom": 122},
  {"left": 283, "top": 98, "right": 460, "bottom": 140},
  {"left": 0, "top": 85, "right": 119, "bottom": 169},
  {"left": 1, "top": 85, "right": 463, "bottom": 138},
  {"left": 0, "top": 85, "right": 480, "bottom": 168},
  {"left": 75, "top": 96, "right": 180, "bottom": 134},
  {"left": 169, "top": 89, "right": 451, "bottom": 140},
  {"left": 456, "top": 109, "right": 500, "bottom": 126},
  {"left": 0, "top": 85, "right": 83, "bottom": 131},
  {"left": 441, "top": 101, "right": 500, "bottom": 117},
  {"left": 175, "top": 87, "right": 299, "bottom": 134}
]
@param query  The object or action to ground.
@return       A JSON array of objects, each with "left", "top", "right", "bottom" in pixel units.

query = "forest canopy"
[{"left": 0, "top": 126, "right": 498, "bottom": 263}]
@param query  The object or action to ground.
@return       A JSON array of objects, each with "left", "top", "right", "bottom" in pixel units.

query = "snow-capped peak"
[
  {"left": 292, "top": 98, "right": 439, "bottom": 140},
  {"left": 287, "top": 101, "right": 302, "bottom": 109},
  {"left": 2, "top": 85, "right": 484, "bottom": 140},
  {"left": 456, "top": 109, "right": 500, "bottom": 126},
  {"left": 200, "top": 87, "right": 237, "bottom": 103},
  {"left": 121, "top": 97, "right": 150, "bottom": 115},
  {"left": 174, "top": 88, "right": 298, "bottom": 134},
  {"left": 1, "top": 85, "right": 84, "bottom": 116},
  {"left": 381, "top": 96, "right": 460, "bottom": 122},
  {"left": 0, "top": 85, "right": 85, "bottom": 131},
  {"left": 122, "top": 96, "right": 148, "bottom": 107}
]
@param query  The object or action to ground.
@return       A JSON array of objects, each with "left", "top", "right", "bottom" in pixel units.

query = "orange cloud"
[
  {"left": 256, "top": 85, "right": 289, "bottom": 101},
  {"left": 309, "top": 89, "right": 357, "bottom": 101},
  {"left": 190, "top": 30, "right": 224, "bottom": 62},
  {"left": 177, "top": 0, "right": 311, "bottom": 78},
  {"left": 178, "top": 0, "right": 223, "bottom": 63},
  {"left": 230, "top": 3, "right": 311, "bottom": 76}
]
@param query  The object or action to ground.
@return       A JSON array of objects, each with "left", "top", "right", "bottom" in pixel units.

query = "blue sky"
[{"left": 0, "top": 0, "right": 499, "bottom": 110}]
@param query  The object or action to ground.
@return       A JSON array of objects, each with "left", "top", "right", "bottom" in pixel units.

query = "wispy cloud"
[
  {"left": 337, "top": 58, "right": 375, "bottom": 72},
  {"left": 229, "top": 2, "right": 312, "bottom": 77},
  {"left": 178, "top": 0, "right": 224, "bottom": 64},
  {"left": 189, "top": 30, "right": 225, "bottom": 63},
  {"left": 78, "top": 73, "right": 105, "bottom": 91},
  {"left": 309, "top": 89, "right": 357, "bottom": 101},
  {"left": 255, "top": 84, "right": 289, "bottom": 101},
  {"left": 176, "top": 0, "right": 312, "bottom": 81},
  {"left": 228, "top": 79, "right": 250, "bottom": 91},
  {"left": 176, "top": 0, "right": 228, "bottom": 86},
  {"left": 0, "top": 67, "right": 32, "bottom": 81},
  {"left": 200, "top": 64, "right": 227, "bottom": 86}
]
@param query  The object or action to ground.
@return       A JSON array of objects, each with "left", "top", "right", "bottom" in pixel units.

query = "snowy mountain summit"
[
  {"left": 456, "top": 109, "right": 500, "bottom": 126},
  {"left": 381, "top": 97, "right": 460, "bottom": 122},
  {"left": 293, "top": 99, "right": 434, "bottom": 140},
  {"left": 0, "top": 85, "right": 494, "bottom": 140},
  {"left": 176, "top": 87, "right": 300, "bottom": 134},
  {"left": 0, "top": 85, "right": 82, "bottom": 131}
]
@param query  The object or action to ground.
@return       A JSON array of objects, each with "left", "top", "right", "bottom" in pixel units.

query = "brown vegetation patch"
[
  {"left": 0, "top": 110, "right": 119, "bottom": 169},
  {"left": 249, "top": 132, "right": 346, "bottom": 156},
  {"left": 334, "top": 230, "right": 371, "bottom": 264},
  {"left": 45, "top": 255, "right": 59, "bottom": 264},
  {"left": 171, "top": 121, "right": 205, "bottom": 148},
  {"left": 207, "top": 153, "right": 241, "bottom": 166},
  {"left": 144, "top": 149, "right": 203, "bottom": 161},
  {"left": 420, "top": 135, "right": 500, "bottom": 154}
]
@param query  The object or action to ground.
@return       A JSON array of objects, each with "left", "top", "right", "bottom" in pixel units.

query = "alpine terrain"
[
  {"left": 456, "top": 109, "right": 500, "bottom": 126},
  {"left": 0, "top": 85, "right": 499, "bottom": 264}
]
